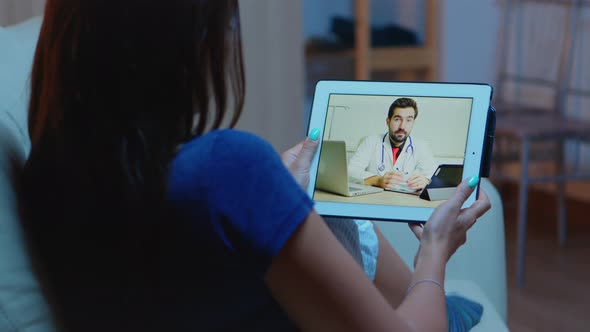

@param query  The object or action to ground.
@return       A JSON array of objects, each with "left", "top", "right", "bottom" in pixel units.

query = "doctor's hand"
[
  {"left": 281, "top": 130, "right": 320, "bottom": 189},
  {"left": 407, "top": 174, "right": 430, "bottom": 191},
  {"left": 408, "top": 176, "right": 491, "bottom": 266},
  {"left": 378, "top": 171, "right": 405, "bottom": 189}
]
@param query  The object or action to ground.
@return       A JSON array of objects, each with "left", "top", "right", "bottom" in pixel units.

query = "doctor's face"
[{"left": 386, "top": 107, "right": 416, "bottom": 144}]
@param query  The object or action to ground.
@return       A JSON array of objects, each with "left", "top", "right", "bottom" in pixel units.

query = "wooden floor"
[{"left": 498, "top": 181, "right": 590, "bottom": 332}]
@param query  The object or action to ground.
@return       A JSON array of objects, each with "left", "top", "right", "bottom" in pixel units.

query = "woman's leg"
[
  {"left": 324, "top": 218, "right": 413, "bottom": 308},
  {"left": 326, "top": 218, "right": 483, "bottom": 331},
  {"left": 372, "top": 224, "right": 412, "bottom": 309}
]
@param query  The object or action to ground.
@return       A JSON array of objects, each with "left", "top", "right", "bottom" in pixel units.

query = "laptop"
[{"left": 315, "top": 141, "right": 384, "bottom": 197}]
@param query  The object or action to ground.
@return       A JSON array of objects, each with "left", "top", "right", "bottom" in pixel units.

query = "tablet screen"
[{"left": 313, "top": 94, "right": 473, "bottom": 209}]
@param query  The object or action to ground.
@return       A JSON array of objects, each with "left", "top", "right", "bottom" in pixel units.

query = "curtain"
[{"left": 0, "top": 0, "right": 44, "bottom": 26}]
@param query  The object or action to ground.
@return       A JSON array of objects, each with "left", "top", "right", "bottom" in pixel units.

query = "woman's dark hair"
[
  {"left": 20, "top": 0, "right": 245, "bottom": 330},
  {"left": 29, "top": 0, "right": 244, "bottom": 191}
]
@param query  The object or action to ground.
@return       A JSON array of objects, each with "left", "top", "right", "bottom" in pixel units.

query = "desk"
[{"left": 314, "top": 189, "right": 443, "bottom": 208}]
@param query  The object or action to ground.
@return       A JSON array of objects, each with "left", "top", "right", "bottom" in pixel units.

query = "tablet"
[{"left": 306, "top": 80, "right": 492, "bottom": 223}]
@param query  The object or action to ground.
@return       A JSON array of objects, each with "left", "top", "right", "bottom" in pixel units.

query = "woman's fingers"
[
  {"left": 446, "top": 176, "right": 479, "bottom": 209},
  {"left": 281, "top": 141, "right": 304, "bottom": 167},
  {"left": 458, "top": 189, "right": 492, "bottom": 230},
  {"left": 281, "top": 133, "right": 320, "bottom": 170},
  {"left": 295, "top": 138, "right": 320, "bottom": 168},
  {"left": 408, "top": 222, "right": 424, "bottom": 240}
]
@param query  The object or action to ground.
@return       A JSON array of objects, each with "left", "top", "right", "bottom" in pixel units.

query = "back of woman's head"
[
  {"left": 21, "top": 1, "right": 245, "bottom": 330},
  {"left": 28, "top": 0, "right": 244, "bottom": 200}
]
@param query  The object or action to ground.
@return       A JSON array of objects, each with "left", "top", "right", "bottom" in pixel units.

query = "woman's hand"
[
  {"left": 281, "top": 129, "right": 320, "bottom": 189},
  {"left": 409, "top": 176, "right": 491, "bottom": 266}
]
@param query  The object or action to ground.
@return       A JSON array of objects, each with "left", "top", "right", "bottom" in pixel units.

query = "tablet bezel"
[{"left": 306, "top": 80, "right": 492, "bottom": 223}]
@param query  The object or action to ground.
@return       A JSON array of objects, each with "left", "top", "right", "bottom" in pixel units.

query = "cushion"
[
  {"left": 0, "top": 122, "right": 54, "bottom": 332},
  {"left": 446, "top": 280, "right": 509, "bottom": 332},
  {"left": 0, "top": 16, "right": 54, "bottom": 332},
  {"left": 0, "top": 16, "right": 43, "bottom": 155}
]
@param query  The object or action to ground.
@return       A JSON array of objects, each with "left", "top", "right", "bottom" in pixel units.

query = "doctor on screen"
[{"left": 348, "top": 97, "right": 437, "bottom": 192}]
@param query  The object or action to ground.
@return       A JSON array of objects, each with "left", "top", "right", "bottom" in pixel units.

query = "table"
[{"left": 314, "top": 189, "right": 443, "bottom": 208}]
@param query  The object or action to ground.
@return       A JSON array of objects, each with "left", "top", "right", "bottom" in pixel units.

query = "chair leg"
[
  {"left": 517, "top": 138, "right": 530, "bottom": 289},
  {"left": 495, "top": 136, "right": 510, "bottom": 197},
  {"left": 557, "top": 140, "right": 567, "bottom": 246},
  {"left": 557, "top": 183, "right": 567, "bottom": 246}
]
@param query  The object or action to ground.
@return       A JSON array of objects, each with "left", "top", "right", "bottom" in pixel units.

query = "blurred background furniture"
[
  {"left": 491, "top": 0, "right": 590, "bottom": 288},
  {"left": 353, "top": 0, "right": 439, "bottom": 80},
  {"left": 305, "top": 0, "right": 439, "bottom": 84}
]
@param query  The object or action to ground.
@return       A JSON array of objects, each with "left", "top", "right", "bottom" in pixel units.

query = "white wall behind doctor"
[{"left": 326, "top": 95, "right": 472, "bottom": 165}]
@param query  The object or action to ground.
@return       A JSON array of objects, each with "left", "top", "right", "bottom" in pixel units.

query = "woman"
[{"left": 19, "top": 0, "right": 491, "bottom": 331}]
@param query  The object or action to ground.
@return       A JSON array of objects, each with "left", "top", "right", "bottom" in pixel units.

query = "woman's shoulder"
[
  {"left": 168, "top": 129, "right": 279, "bottom": 192},
  {"left": 175, "top": 129, "right": 276, "bottom": 163}
]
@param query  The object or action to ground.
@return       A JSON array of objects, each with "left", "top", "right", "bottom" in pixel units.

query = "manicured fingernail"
[
  {"left": 309, "top": 128, "right": 321, "bottom": 141},
  {"left": 467, "top": 176, "right": 480, "bottom": 189}
]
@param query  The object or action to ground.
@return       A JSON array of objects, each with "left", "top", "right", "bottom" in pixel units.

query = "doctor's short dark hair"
[{"left": 388, "top": 97, "right": 418, "bottom": 119}]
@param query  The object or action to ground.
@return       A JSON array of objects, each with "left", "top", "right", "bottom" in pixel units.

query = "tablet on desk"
[
  {"left": 305, "top": 80, "right": 492, "bottom": 223},
  {"left": 420, "top": 164, "right": 464, "bottom": 201}
]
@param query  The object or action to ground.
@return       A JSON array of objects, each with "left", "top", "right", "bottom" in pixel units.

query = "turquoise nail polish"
[
  {"left": 467, "top": 176, "right": 480, "bottom": 189},
  {"left": 309, "top": 128, "right": 321, "bottom": 141}
]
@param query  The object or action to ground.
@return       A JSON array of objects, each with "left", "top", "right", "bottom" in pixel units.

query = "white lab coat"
[{"left": 348, "top": 134, "right": 438, "bottom": 182}]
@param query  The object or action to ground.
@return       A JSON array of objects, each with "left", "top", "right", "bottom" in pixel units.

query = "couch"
[
  {"left": 0, "top": 16, "right": 55, "bottom": 332},
  {"left": 0, "top": 16, "right": 509, "bottom": 331}
]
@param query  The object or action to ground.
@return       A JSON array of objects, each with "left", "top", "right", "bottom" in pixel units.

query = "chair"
[
  {"left": 352, "top": 0, "right": 439, "bottom": 81},
  {"left": 492, "top": 0, "right": 590, "bottom": 288}
]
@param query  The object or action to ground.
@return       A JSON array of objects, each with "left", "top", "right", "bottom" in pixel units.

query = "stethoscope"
[{"left": 378, "top": 133, "right": 414, "bottom": 172}]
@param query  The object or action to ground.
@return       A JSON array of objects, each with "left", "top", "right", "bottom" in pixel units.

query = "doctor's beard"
[{"left": 389, "top": 130, "right": 408, "bottom": 144}]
